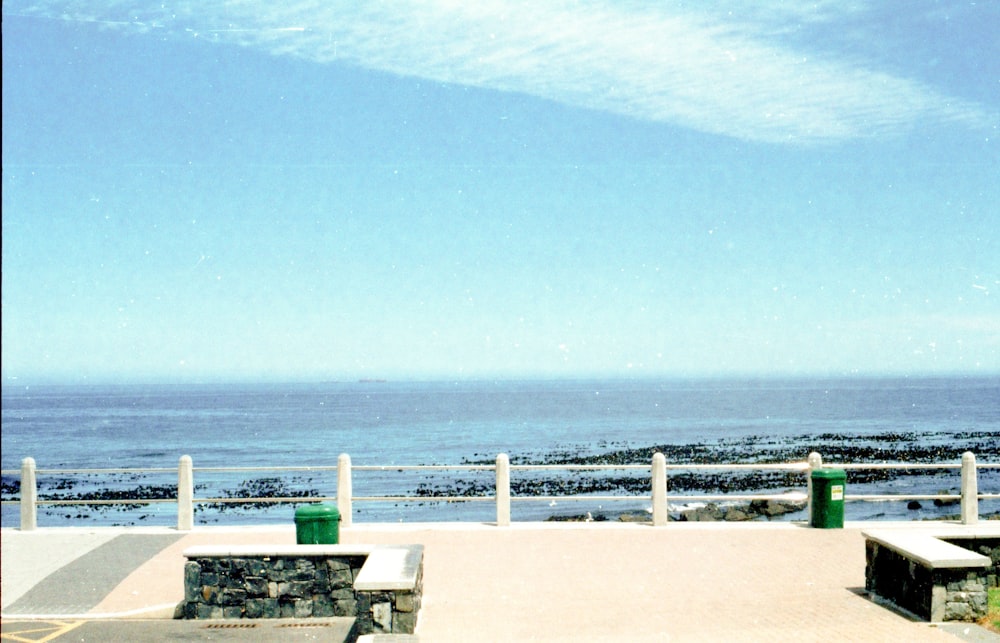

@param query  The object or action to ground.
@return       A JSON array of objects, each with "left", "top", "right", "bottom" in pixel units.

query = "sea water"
[{"left": 2, "top": 376, "right": 997, "bottom": 527}]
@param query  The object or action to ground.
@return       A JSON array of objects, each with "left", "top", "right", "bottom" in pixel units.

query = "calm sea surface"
[{"left": 2, "top": 377, "right": 998, "bottom": 526}]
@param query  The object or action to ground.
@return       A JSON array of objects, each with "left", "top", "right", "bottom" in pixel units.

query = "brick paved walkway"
[
  {"left": 346, "top": 523, "right": 963, "bottom": 641},
  {"left": 4, "top": 522, "right": 995, "bottom": 641}
]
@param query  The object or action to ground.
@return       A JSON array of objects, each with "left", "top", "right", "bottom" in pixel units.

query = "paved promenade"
[{"left": 2, "top": 521, "right": 998, "bottom": 641}]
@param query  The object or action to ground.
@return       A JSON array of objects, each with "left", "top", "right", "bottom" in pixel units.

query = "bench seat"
[
  {"left": 863, "top": 526, "right": 998, "bottom": 622},
  {"left": 355, "top": 546, "right": 424, "bottom": 591},
  {"left": 181, "top": 543, "right": 424, "bottom": 635},
  {"left": 862, "top": 530, "right": 990, "bottom": 569},
  {"left": 182, "top": 544, "right": 424, "bottom": 591}
]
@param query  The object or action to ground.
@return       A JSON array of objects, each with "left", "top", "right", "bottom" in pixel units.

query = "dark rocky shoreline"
[
  {"left": 424, "top": 429, "right": 999, "bottom": 498},
  {"left": 3, "top": 429, "right": 997, "bottom": 525},
  {"left": 547, "top": 498, "right": 809, "bottom": 523},
  {"left": 431, "top": 429, "right": 1000, "bottom": 522}
]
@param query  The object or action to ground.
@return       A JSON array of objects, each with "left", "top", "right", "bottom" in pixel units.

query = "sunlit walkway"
[{"left": 4, "top": 521, "right": 995, "bottom": 641}]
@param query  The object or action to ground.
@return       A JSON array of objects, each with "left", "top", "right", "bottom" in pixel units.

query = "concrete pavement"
[{"left": 2, "top": 521, "right": 998, "bottom": 641}]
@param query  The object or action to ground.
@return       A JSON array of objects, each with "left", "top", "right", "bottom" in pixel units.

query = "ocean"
[{"left": 2, "top": 376, "right": 998, "bottom": 527}]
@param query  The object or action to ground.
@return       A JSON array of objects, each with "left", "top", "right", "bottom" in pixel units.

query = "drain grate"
[
  {"left": 204, "top": 623, "right": 259, "bottom": 629},
  {"left": 277, "top": 622, "right": 335, "bottom": 628}
]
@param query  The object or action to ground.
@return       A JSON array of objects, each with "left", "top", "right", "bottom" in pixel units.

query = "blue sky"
[{"left": 2, "top": 1, "right": 998, "bottom": 383}]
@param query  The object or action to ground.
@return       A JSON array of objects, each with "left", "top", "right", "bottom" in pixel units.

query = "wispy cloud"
[{"left": 7, "top": 0, "right": 996, "bottom": 144}]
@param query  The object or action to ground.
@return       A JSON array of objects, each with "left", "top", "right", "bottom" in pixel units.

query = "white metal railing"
[{"left": 3, "top": 451, "right": 997, "bottom": 530}]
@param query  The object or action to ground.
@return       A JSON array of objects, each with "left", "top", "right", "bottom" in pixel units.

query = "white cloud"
[{"left": 7, "top": 0, "right": 996, "bottom": 144}]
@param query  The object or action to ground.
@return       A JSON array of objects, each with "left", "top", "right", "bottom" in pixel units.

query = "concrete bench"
[
  {"left": 863, "top": 531, "right": 991, "bottom": 569},
  {"left": 355, "top": 546, "right": 424, "bottom": 591},
  {"left": 182, "top": 544, "right": 424, "bottom": 591},
  {"left": 181, "top": 544, "right": 423, "bottom": 635},
  {"left": 863, "top": 527, "right": 996, "bottom": 622}
]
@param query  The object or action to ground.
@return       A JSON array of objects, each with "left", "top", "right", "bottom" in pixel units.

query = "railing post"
[
  {"left": 20, "top": 457, "right": 37, "bottom": 531},
  {"left": 496, "top": 453, "right": 511, "bottom": 527},
  {"left": 652, "top": 452, "right": 667, "bottom": 526},
  {"left": 807, "top": 452, "right": 822, "bottom": 521},
  {"left": 338, "top": 453, "right": 353, "bottom": 528},
  {"left": 961, "top": 451, "right": 978, "bottom": 525},
  {"left": 178, "top": 455, "right": 194, "bottom": 531}
]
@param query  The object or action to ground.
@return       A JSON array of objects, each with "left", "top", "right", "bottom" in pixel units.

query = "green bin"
[
  {"left": 810, "top": 468, "right": 846, "bottom": 528},
  {"left": 295, "top": 504, "right": 341, "bottom": 544}
]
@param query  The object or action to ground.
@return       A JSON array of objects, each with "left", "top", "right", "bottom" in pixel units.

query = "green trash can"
[
  {"left": 295, "top": 504, "right": 341, "bottom": 544},
  {"left": 810, "top": 468, "right": 846, "bottom": 528}
]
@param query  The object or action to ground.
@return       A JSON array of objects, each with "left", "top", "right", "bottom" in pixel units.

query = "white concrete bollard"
[
  {"left": 338, "top": 453, "right": 353, "bottom": 527},
  {"left": 807, "top": 452, "right": 822, "bottom": 521},
  {"left": 178, "top": 455, "right": 194, "bottom": 531},
  {"left": 20, "top": 457, "right": 37, "bottom": 531},
  {"left": 496, "top": 453, "right": 511, "bottom": 527},
  {"left": 960, "top": 451, "right": 978, "bottom": 525},
  {"left": 652, "top": 452, "right": 667, "bottom": 526}
]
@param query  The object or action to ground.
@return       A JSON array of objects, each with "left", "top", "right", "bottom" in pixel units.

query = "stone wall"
[
  {"left": 181, "top": 553, "right": 422, "bottom": 636},
  {"left": 942, "top": 538, "right": 1000, "bottom": 589},
  {"left": 865, "top": 537, "right": 998, "bottom": 622}
]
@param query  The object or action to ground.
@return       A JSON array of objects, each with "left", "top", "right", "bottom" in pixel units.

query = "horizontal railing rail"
[{"left": 2, "top": 451, "right": 996, "bottom": 530}]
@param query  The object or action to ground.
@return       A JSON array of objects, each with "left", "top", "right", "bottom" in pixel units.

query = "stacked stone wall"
[
  {"left": 942, "top": 538, "right": 1000, "bottom": 589},
  {"left": 865, "top": 537, "right": 998, "bottom": 622},
  {"left": 181, "top": 553, "right": 421, "bottom": 635}
]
